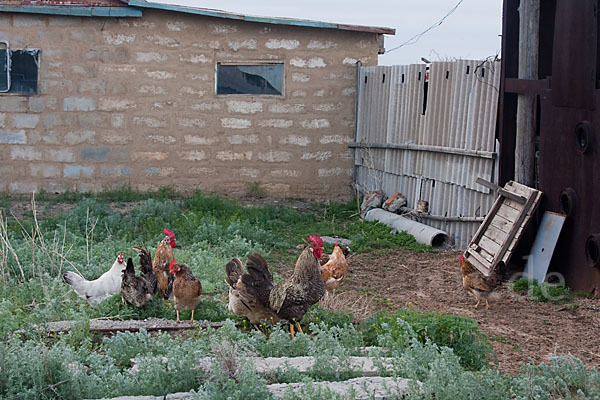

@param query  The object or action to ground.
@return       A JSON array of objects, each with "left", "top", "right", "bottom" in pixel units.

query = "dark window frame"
[
  {"left": 215, "top": 62, "right": 285, "bottom": 96},
  {"left": 0, "top": 44, "right": 40, "bottom": 95}
]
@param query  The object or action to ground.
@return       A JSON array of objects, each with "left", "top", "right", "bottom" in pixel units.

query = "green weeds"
[
  {"left": 512, "top": 278, "right": 573, "bottom": 304},
  {"left": 0, "top": 190, "right": 598, "bottom": 398}
]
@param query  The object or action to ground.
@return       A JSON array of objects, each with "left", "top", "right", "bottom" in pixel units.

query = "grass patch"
[
  {"left": 512, "top": 278, "right": 572, "bottom": 304},
  {"left": 359, "top": 309, "right": 494, "bottom": 371},
  {"left": 3, "top": 190, "right": 598, "bottom": 398}
]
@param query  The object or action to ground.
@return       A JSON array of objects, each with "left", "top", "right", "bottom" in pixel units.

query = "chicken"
[
  {"left": 133, "top": 243, "right": 159, "bottom": 296},
  {"left": 269, "top": 234, "right": 326, "bottom": 338},
  {"left": 153, "top": 228, "right": 177, "bottom": 299},
  {"left": 169, "top": 260, "right": 202, "bottom": 322},
  {"left": 460, "top": 255, "right": 501, "bottom": 310},
  {"left": 121, "top": 257, "right": 154, "bottom": 307},
  {"left": 320, "top": 246, "right": 350, "bottom": 266},
  {"left": 320, "top": 243, "right": 350, "bottom": 296},
  {"left": 121, "top": 245, "right": 158, "bottom": 307},
  {"left": 62, "top": 253, "right": 126, "bottom": 305},
  {"left": 225, "top": 254, "right": 280, "bottom": 329}
]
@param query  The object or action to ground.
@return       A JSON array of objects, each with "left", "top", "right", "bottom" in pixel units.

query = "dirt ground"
[{"left": 301, "top": 249, "right": 600, "bottom": 375}]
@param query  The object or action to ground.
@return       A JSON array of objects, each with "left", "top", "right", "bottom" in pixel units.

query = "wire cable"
[{"left": 386, "top": 0, "right": 465, "bottom": 53}]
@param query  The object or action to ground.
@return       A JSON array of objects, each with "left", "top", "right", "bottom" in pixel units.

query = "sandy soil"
[{"left": 309, "top": 249, "right": 600, "bottom": 375}]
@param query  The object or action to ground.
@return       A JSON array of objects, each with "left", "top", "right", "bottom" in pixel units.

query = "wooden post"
[{"left": 515, "top": 0, "right": 539, "bottom": 187}]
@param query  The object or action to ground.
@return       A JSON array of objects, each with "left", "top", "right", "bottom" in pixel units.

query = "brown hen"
[
  {"left": 320, "top": 243, "right": 350, "bottom": 296},
  {"left": 460, "top": 255, "right": 501, "bottom": 310},
  {"left": 169, "top": 261, "right": 202, "bottom": 322}
]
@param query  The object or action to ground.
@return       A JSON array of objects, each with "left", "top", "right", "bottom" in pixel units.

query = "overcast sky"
[{"left": 151, "top": 0, "right": 503, "bottom": 66}]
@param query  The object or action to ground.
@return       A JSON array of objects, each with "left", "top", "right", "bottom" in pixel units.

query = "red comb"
[
  {"left": 459, "top": 255, "right": 465, "bottom": 262},
  {"left": 307, "top": 234, "right": 323, "bottom": 247},
  {"left": 164, "top": 228, "right": 175, "bottom": 238},
  {"left": 117, "top": 252, "right": 124, "bottom": 263},
  {"left": 169, "top": 260, "right": 177, "bottom": 268}
]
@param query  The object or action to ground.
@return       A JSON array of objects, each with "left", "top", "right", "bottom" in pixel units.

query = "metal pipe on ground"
[{"left": 365, "top": 208, "right": 451, "bottom": 248}]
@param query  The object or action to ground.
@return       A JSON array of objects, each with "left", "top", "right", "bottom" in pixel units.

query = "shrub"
[{"left": 360, "top": 309, "right": 494, "bottom": 371}]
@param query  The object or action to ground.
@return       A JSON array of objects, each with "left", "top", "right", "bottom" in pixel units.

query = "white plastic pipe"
[{"left": 365, "top": 208, "right": 450, "bottom": 248}]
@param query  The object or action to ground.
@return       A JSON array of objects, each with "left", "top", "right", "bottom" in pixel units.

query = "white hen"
[{"left": 62, "top": 253, "right": 126, "bottom": 305}]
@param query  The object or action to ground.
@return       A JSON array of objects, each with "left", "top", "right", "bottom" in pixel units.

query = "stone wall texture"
[{"left": 0, "top": 10, "right": 381, "bottom": 199}]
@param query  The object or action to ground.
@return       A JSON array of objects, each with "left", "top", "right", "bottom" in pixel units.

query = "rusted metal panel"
[
  {"left": 538, "top": 92, "right": 600, "bottom": 293},
  {"left": 551, "top": 0, "right": 597, "bottom": 110},
  {"left": 499, "top": 0, "right": 600, "bottom": 292}
]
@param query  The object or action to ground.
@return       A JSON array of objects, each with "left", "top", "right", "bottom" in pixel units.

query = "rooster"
[
  {"left": 460, "top": 255, "right": 501, "bottom": 310},
  {"left": 169, "top": 260, "right": 202, "bottom": 322},
  {"left": 320, "top": 243, "right": 350, "bottom": 297},
  {"left": 269, "top": 234, "right": 326, "bottom": 338},
  {"left": 225, "top": 254, "right": 280, "bottom": 329},
  {"left": 62, "top": 253, "right": 126, "bottom": 305},
  {"left": 153, "top": 228, "right": 177, "bottom": 299}
]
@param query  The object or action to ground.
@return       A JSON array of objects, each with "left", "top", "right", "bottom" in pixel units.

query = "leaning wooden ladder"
[{"left": 464, "top": 180, "right": 543, "bottom": 276}]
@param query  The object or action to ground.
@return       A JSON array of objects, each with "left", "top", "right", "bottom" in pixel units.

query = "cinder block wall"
[{"left": 0, "top": 10, "right": 381, "bottom": 200}]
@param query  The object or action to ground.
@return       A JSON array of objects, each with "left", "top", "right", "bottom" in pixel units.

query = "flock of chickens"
[
  {"left": 62, "top": 227, "right": 500, "bottom": 335},
  {"left": 62, "top": 229, "right": 351, "bottom": 336}
]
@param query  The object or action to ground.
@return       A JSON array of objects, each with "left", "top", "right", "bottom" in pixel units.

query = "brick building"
[{"left": 0, "top": 0, "right": 394, "bottom": 199}]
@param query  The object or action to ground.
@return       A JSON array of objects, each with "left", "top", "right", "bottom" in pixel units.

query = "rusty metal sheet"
[
  {"left": 523, "top": 211, "right": 566, "bottom": 284},
  {"left": 551, "top": 0, "right": 597, "bottom": 109},
  {"left": 538, "top": 93, "right": 600, "bottom": 293},
  {"left": 499, "top": 0, "right": 600, "bottom": 293}
]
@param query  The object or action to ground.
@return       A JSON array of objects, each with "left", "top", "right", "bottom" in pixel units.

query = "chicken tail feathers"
[
  {"left": 124, "top": 257, "right": 135, "bottom": 276},
  {"left": 244, "top": 253, "right": 273, "bottom": 287},
  {"left": 62, "top": 271, "right": 87, "bottom": 297},
  {"left": 225, "top": 258, "right": 243, "bottom": 288},
  {"left": 163, "top": 274, "right": 174, "bottom": 300}
]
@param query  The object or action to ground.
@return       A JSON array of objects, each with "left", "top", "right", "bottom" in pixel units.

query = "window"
[
  {"left": 0, "top": 43, "right": 40, "bottom": 95},
  {"left": 216, "top": 63, "right": 283, "bottom": 95}
]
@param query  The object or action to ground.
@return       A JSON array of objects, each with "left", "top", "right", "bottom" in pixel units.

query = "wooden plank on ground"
[{"left": 24, "top": 318, "right": 229, "bottom": 334}]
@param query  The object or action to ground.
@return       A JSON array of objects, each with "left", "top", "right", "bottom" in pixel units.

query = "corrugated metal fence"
[{"left": 352, "top": 60, "right": 501, "bottom": 248}]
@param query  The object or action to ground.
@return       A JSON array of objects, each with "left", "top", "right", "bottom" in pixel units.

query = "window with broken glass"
[
  {"left": 0, "top": 43, "right": 40, "bottom": 95},
  {"left": 216, "top": 63, "right": 283, "bottom": 96}
]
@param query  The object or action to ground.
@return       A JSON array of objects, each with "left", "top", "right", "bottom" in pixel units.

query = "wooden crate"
[{"left": 465, "top": 180, "right": 543, "bottom": 276}]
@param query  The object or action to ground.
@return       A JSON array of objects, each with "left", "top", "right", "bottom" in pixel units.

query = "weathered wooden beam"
[
  {"left": 515, "top": 0, "right": 540, "bottom": 186},
  {"left": 504, "top": 77, "right": 550, "bottom": 95},
  {"left": 25, "top": 318, "right": 229, "bottom": 334}
]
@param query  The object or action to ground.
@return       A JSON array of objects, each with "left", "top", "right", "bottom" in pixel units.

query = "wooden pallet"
[{"left": 465, "top": 180, "right": 543, "bottom": 276}]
